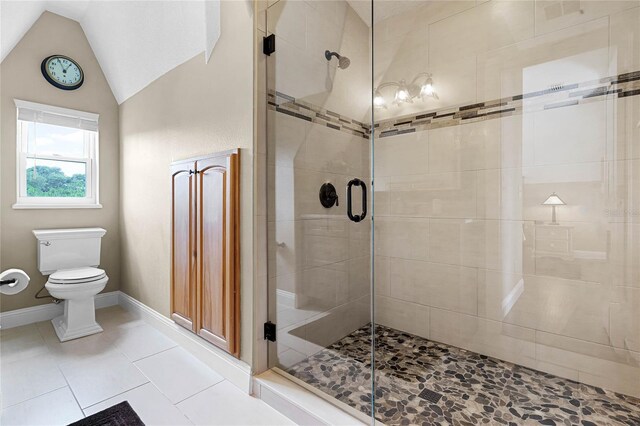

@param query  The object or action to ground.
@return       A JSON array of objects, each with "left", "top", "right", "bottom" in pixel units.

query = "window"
[{"left": 14, "top": 100, "right": 101, "bottom": 209}]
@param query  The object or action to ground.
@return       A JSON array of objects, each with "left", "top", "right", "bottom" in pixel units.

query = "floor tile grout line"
[
  {"left": 129, "top": 343, "right": 179, "bottom": 364},
  {"left": 82, "top": 310, "right": 226, "bottom": 411},
  {"left": 173, "top": 379, "right": 227, "bottom": 406},
  {"left": 174, "top": 400, "right": 198, "bottom": 426},
  {"left": 0, "top": 383, "right": 69, "bottom": 410},
  {"left": 39, "top": 312, "right": 155, "bottom": 412},
  {"left": 80, "top": 380, "right": 151, "bottom": 413},
  {"left": 35, "top": 320, "right": 52, "bottom": 341},
  {"left": 52, "top": 354, "right": 86, "bottom": 420},
  {"left": 132, "top": 346, "right": 226, "bottom": 407},
  {"left": 4, "top": 309, "right": 192, "bottom": 421},
  {"left": 80, "top": 380, "right": 194, "bottom": 425},
  {"left": 142, "top": 377, "right": 196, "bottom": 424},
  {"left": 52, "top": 342, "right": 138, "bottom": 415},
  {"left": 1, "top": 322, "right": 101, "bottom": 414},
  {"left": 4, "top": 307, "right": 248, "bottom": 425}
]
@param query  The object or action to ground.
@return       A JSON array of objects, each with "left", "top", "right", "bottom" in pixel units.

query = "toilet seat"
[
  {"left": 44, "top": 266, "right": 109, "bottom": 342},
  {"left": 48, "top": 267, "right": 106, "bottom": 284}
]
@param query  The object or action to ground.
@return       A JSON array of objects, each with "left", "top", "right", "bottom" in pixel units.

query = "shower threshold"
[{"left": 286, "top": 324, "right": 640, "bottom": 425}]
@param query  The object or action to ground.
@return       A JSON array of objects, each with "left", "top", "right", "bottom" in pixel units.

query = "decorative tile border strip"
[
  {"left": 376, "top": 70, "right": 640, "bottom": 138},
  {"left": 267, "top": 91, "right": 371, "bottom": 139},
  {"left": 268, "top": 70, "right": 640, "bottom": 140}
]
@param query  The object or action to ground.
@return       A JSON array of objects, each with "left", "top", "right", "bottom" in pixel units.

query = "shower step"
[{"left": 254, "top": 370, "right": 368, "bottom": 425}]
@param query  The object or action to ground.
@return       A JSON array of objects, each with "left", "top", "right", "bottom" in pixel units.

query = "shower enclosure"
[{"left": 263, "top": 1, "right": 640, "bottom": 424}]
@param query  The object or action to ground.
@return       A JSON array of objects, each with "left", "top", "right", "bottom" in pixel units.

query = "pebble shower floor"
[{"left": 288, "top": 325, "right": 640, "bottom": 425}]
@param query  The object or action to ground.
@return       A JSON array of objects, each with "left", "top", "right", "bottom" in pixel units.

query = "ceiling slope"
[{"left": 1, "top": 0, "right": 220, "bottom": 104}]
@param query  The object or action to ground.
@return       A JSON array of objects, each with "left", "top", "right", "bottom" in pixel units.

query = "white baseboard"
[
  {"left": 96, "top": 291, "right": 120, "bottom": 309},
  {"left": 117, "top": 291, "right": 253, "bottom": 393},
  {"left": 0, "top": 291, "right": 119, "bottom": 330}
]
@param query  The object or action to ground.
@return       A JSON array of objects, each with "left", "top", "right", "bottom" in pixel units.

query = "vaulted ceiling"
[{"left": 0, "top": 0, "right": 220, "bottom": 104}]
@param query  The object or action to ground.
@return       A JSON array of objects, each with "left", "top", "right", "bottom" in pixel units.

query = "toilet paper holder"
[
  {"left": 0, "top": 269, "right": 30, "bottom": 295},
  {"left": 0, "top": 278, "right": 17, "bottom": 286}
]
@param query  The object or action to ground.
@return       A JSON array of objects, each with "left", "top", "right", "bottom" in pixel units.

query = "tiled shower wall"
[{"left": 372, "top": 0, "right": 640, "bottom": 397}]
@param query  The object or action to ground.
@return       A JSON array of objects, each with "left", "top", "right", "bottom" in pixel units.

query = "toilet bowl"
[
  {"left": 33, "top": 227, "right": 109, "bottom": 343},
  {"left": 45, "top": 267, "right": 109, "bottom": 342}
]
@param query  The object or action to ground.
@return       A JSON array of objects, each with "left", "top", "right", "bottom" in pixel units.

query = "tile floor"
[
  {"left": 288, "top": 324, "right": 640, "bottom": 426},
  {"left": 0, "top": 306, "right": 295, "bottom": 426}
]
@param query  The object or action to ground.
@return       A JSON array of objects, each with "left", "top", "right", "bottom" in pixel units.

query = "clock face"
[{"left": 41, "top": 55, "right": 84, "bottom": 90}]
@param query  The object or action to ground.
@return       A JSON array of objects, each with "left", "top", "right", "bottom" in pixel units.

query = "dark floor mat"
[{"left": 68, "top": 401, "right": 145, "bottom": 426}]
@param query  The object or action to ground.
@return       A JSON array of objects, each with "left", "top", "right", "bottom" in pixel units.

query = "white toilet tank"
[{"left": 33, "top": 228, "right": 107, "bottom": 275}]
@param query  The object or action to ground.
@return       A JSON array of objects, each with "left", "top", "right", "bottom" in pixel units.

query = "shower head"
[{"left": 325, "top": 50, "right": 350, "bottom": 69}]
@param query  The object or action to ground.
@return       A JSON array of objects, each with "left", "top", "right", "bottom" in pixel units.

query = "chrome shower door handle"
[{"left": 347, "top": 178, "right": 367, "bottom": 223}]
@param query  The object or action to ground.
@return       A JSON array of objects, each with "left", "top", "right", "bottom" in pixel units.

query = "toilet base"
[{"left": 51, "top": 297, "right": 103, "bottom": 342}]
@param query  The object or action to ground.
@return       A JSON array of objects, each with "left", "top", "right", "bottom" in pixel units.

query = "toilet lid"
[{"left": 49, "top": 267, "right": 106, "bottom": 284}]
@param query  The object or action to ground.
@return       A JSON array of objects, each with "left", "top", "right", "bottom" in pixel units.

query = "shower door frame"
[{"left": 262, "top": 1, "right": 377, "bottom": 424}]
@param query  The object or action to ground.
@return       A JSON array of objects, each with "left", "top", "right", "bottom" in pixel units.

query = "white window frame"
[{"left": 13, "top": 100, "right": 101, "bottom": 209}]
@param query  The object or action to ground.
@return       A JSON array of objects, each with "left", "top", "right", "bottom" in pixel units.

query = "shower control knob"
[{"left": 319, "top": 182, "right": 339, "bottom": 208}]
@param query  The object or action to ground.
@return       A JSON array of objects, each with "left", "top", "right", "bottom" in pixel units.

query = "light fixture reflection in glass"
[
  {"left": 421, "top": 79, "right": 434, "bottom": 97},
  {"left": 374, "top": 73, "right": 437, "bottom": 109},
  {"left": 395, "top": 81, "right": 411, "bottom": 104},
  {"left": 542, "top": 192, "right": 566, "bottom": 225},
  {"left": 373, "top": 90, "right": 386, "bottom": 108}
]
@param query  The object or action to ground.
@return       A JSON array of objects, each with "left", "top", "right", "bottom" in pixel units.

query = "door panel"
[
  {"left": 196, "top": 151, "right": 240, "bottom": 355},
  {"left": 199, "top": 165, "right": 226, "bottom": 339},
  {"left": 264, "top": 1, "right": 373, "bottom": 422},
  {"left": 170, "top": 161, "right": 196, "bottom": 331}
]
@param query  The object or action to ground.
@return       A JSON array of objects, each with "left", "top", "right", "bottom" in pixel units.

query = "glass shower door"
[
  {"left": 264, "top": 0, "right": 374, "bottom": 422},
  {"left": 267, "top": 1, "right": 640, "bottom": 424},
  {"left": 370, "top": 0, "right": 640, "bottom": 424}
]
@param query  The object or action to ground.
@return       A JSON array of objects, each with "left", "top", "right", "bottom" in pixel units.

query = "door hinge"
[
  {"left": 263, "top": 34, "right": 275, "bottom": 56},
  {"left": 264, "top": 321, "right": 276, "bottom": 342}
]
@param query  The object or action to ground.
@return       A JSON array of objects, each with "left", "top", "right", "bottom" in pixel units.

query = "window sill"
[{"left": 12, "top": 203, "right": 103, "bottom": 210}]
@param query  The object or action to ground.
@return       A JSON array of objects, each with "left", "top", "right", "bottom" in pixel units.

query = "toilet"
[{"left": 33, "top": 228, "right": 109, "bottom": 342}]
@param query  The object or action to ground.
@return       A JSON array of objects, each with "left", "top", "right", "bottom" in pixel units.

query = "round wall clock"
[{"left": 41, "top": 55, "right": 84, "bottom": 90}]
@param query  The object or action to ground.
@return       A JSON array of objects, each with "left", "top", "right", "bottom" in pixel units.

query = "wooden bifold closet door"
[
  {"left": 170, "top": 160, "right": 197, "bottom": 332},
  {"left": 170, "top": 150, "right": 240, "bottom": 357},
  {"left": 195, "top": 152, "right": 240, "bottom": 355}
]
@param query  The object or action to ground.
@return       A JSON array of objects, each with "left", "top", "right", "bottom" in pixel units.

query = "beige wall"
[
  {"left": 119, "top": 0, "right": 255, "bottom": 364},
  {"left": 0, "top": 12, "right": 120, "bottom": 312},
  {"left": 372, "top": 0, "right": 640, "bottom": 397}
]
